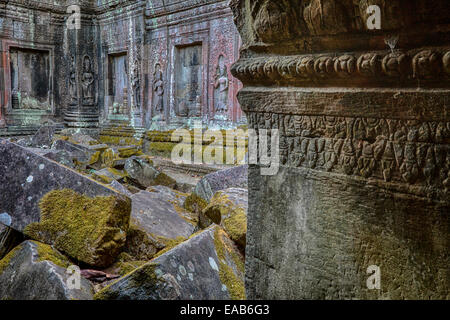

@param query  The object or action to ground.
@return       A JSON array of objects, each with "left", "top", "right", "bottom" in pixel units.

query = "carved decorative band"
[
  {"left": 232, "top": 48, "right": 450, "bottom": 85},
  {"left": 248, "top": 112, "right": 450, "bottom": 201}
]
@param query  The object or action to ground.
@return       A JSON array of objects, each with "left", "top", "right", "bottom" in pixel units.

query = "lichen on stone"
[{"left": 24, "top": 189, "right": 131, "bottom": 268}]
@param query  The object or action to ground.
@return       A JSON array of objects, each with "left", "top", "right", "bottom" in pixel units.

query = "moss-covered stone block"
[
  {"left": 24, "top": 189, "right": 131, "bottom": 268},
  {"left": 0, "top": 240, "right": 94, "bottom": 300},
  {"left": 202, "top": 188, "right": 248, "bottom": 249},
  {"left": 184, "top": 193, "right": 208, "bottom": 215},
  {"left": 94, "top": 226, "right": 245, "bottom": 300},
  {"left": 124, "top": 187, "right": 197, "bottom": 261}
]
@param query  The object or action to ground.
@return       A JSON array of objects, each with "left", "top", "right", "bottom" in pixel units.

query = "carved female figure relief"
[
  {"left": 214, "top": 55, "right": 229, "bottom": 115},
  {"left": 69, "top": 55, "right": 78, "bottom": 105},
  {"left": 81, "top": 55, "right": 95, "bottom": 105},
  {"left": 131, "top": 58, "right": 141, "bottom": 111},
  {"left": 152, "top": 63, "right": 165, "bottom": 120}
]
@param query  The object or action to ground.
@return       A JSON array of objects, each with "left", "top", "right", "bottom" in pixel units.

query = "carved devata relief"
[
  {"left": 248, "top": 111, "right": 450, "bottom": 199},
  {"left": 152, "top": 63, "right": 165, "bottom": 120},
  {"left": 81, "top": 55, "right": 95, "bottom": 106},
  {"left": 214, "top": 55, "right": 229, "bottom": 117},
  {"left": 131, "top": 55, "right": 141, "bottom": 112}
]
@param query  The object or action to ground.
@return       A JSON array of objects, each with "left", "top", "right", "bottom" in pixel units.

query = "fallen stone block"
[
  {"left": 109, "top": 180, "right": 133, "bottom": 197},
  {"left": 30, "top": 123, "right": 61, "bottom": 148},
  {"left": 125, "top": 157, "right": 176, "bottom": 189},
  {"left": 0, "top": 139, "right": 130, "bottom": 233},
  {"left": 0, "top": 224, "right": 24, "bottom": 260},
  {"left": 104, "top": 252, "right": 147, "bottom": 278},
  {"left": 95, "top": 226, "right": 245, "bottom": 300},
  {"left": 101, "top": 148, "right": 121, "bottom": 168},
  {"left": 0, "top": 240, "right": 94, "bottom": 300},
  {"left": 125, "top": 186, "right": 196, "bottom": 260},
  {"left": 184, "top": 194, "right": 209, "bottom": 216},
  {"left": 193, "top": 165, "right": 248, "bottom": 202},
  {"left": 69, "top": 133, "right": 100, "bottom": 146},
  {"left": 131, "top": 186, "right": 195, "bottom": 239},
  {"left": 202, "top": 188, "right": 248, "bottom": 248},
  {"left": 24, "top": 189, "right": 130, "bottom": 268},
  {"left": 87, "top": 144, "right": 109, "bottom": 152},
  {"left": 52, "top": 139, "right": 101, "bottom": 167},
  {"left": 92, "top": 168, "right": 128, "bottom": 184},
  {"left": 118, "top": 145, "right": 141, "bottom": 158},
  {"left": 42, "top": 149, "right": 76, "bottom": 169},
  {"left": 25, "top": 147, "right": 75, "bottom": 169}
]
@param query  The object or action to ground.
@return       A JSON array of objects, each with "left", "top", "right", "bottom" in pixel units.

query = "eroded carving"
[
  {"left": 214, "top": 55, "right": 229, "bottom": 115},
  {"left": 248, "top": 111, "right": 450, "bottom": 198},
  {"left": 81, "top": 55, "right": 95, "bottom": 106},
  {"left": 152, "top": 63, "right": 165, "bottom": 120},
  {"left": 232, "top": 48, "right": 450, "bottom": 85}
]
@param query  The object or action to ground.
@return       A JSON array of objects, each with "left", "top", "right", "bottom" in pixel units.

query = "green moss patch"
[
  {"left": 152, "top": 173, "right": 177, "bottom": 188},
  {"left": 184, "top": 193, "right": 208, "bottom": 214},
  {"left": 0, "top": 241, "right": 72, "bottom": 275},
  {"left": 33, "top": 241, "right": 71, "bottom": 269},
  {"left": 222, "top": 212, "right": 247, "bottom": 249},
  {"left": 153, "top": 236, "right": 187, "bottom": 259},
  {"left": 213, "top": 228, "right": 246, "bottom": 300},
  {"left": 0, "top": 244, "right": 22, "bottom": 275},
  {"left": 24, "top": 189, "right": 131, "bottom": 268},
  {"left": 123, "top": 225, "right": 162, "bottom": 261}
]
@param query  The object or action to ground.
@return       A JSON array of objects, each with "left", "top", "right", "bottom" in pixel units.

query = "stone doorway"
[
  {"left": 9, "top": 48, "right": 50, "bottom": 111},
  {"left": 175, "top": 44, "right": 203, "bottom": 119},
  {"left": 107, "top": 53, "right": 129, "bottom": 120}
]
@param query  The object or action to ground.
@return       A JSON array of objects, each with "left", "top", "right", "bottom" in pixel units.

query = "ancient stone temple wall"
[
  {"left": 143, "top": 0, "right": 243, "bottom": 130},
  {"left": 0, "top": 0, "right": 67, "bottom": 129},
  {"left": 96, "top": 0, "right": 144, "bottom": 128},
  {"left": 231, "top": 0, "right": 450, "bottom": 299},
  {"left": 0, "top": 0, "right": 243, "bottom": 132}
]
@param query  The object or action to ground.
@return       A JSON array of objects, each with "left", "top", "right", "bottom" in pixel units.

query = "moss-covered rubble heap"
[{"left": 1, "top": 129, "right": 248, "bottom": 300}]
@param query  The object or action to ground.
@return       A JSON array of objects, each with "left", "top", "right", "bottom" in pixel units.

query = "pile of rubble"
[{"left": 0, "top": 124, "right": 248, "bottom": 300}]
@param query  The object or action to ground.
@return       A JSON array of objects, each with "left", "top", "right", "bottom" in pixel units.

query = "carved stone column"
[{"left": 231, "top": 0, "right": 450, "bottom": 299}]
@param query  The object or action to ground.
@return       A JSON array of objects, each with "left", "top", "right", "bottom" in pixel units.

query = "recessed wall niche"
[
  {"left": 107, "top": 53, "right": 129, "bottom": 118},
  {"left": 175, "top": 44, "right": 203, "bottom": 118},
  {"left": 9, "top": 48, "right": 51, "bottom": 111}
]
